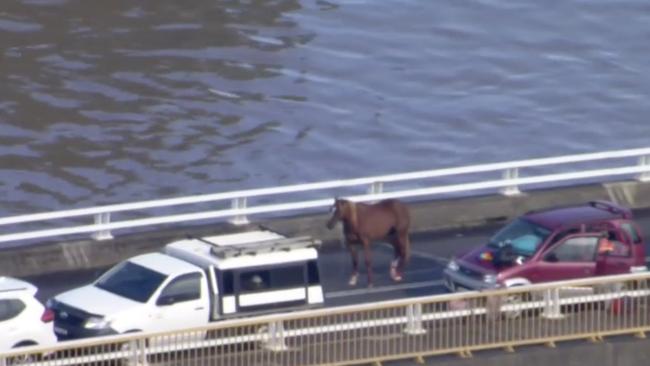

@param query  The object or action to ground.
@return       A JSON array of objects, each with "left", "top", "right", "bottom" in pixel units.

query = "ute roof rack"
[{"left": 194, "top": 235, "right": 322, "bottom": 259}]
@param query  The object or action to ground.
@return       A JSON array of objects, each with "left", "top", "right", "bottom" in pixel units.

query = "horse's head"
[{"left": 326, "top": 198, "right": 351, "bottom": 230}]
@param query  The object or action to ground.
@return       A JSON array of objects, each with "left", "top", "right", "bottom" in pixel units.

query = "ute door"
[
  {"left": 150, "top": 272, "right": 209, "bottom": 333},
  {"left": 535, "top": 234, "right": 600, "bottom": 282}
]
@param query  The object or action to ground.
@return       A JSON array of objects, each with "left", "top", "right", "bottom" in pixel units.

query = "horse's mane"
[{"left": 346, "top": 200, "right": 358, "bottom": 231}]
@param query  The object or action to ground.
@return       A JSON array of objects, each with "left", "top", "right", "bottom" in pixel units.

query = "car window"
[
  {"left": 548, "top": 236, "right": 599, "bottom": 262},
  {"left": 488, "top": 218, "right": 551, "bottom": 256},
  {"left": 601, "top": 238, "right": 630, "bottom": 257},
  {"left": 95, "top": 261, "right": 167, "bottom": 303},
  {"left": 0, "top": 298, "right": 26, "bottom": 321},
  {"left": 550, "top": 227, "right": 581, "bottom": 244},
  {"left": 621, "top": 222, "right": 642, "bottom": 244},
  {"left": 158, "top": 273, "right": 202, "bottom": 305}
]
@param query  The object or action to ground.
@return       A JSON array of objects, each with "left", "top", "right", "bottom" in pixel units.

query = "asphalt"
[{"left": 26, "top": 208, "right": 650, "bottom": 307}]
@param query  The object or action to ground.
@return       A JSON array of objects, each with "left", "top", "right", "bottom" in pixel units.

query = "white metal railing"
[
  {"left": 1, "top": 147, "right": 649, "bottom": 244},
  {"left": 2, "top": 271, "right": 650, "bottom": 366}
]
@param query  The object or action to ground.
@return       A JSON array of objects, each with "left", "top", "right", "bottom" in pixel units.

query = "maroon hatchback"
[{"left": 444, "top": 201, "right": 647, "bottom": 292}]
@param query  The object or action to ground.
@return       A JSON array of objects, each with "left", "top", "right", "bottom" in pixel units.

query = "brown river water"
[{"left": 1, "top": 0, "right": 650, "bottom": 217}]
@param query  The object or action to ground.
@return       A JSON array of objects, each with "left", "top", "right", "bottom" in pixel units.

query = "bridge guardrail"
[
  {"left": 0, "top": 147, "right": 650, "bottom": 245},
  {"left": 2, "top": 271, "right": 650, "bottom": 366}
]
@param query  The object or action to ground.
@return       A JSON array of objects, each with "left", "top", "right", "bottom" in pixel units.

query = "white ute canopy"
[
  {"left": 164, "top": 230, "right": 322, "bottom": 270},
  {"left": 165, "top": 229, "right": 325, "bottom": 317}
]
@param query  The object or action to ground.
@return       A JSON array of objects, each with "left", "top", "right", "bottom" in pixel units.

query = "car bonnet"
[{"left": 53, "top": 283, "right": 142, "bottom": 317}]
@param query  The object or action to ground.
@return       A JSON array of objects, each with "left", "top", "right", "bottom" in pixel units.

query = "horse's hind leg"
[
  {"left": 362, "top": 240, "right": 374, "bottom": 287},
  {"left": 396, "top": 232, "right": 411, "bottom": 279},
  {"left": 389, "top": 237, "right": 403, "bottom": 282},
  {"left": 348, "top": 245, "right": 359, "bottom": 286}
]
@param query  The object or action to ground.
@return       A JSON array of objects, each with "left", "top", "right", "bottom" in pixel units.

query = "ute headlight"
[
  {"left": 483, "top": 274, "right": 497, "bottom": 284},
  {"left": 84, "top": 316, "right": 111, "bottom": 330},
  {"left": 447, "top": 259, "right": 459, "bottom": 271}
]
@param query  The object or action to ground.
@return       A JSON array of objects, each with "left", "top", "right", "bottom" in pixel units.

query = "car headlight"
[
  {"left": 84, "top": 316, "right": 111, "bottom": 330},
  {"left": 483, "top": 274, "right": 497, "bottom": 284},
  {"left": 447, "top": 259, "right": 459, "bottom": 271}
]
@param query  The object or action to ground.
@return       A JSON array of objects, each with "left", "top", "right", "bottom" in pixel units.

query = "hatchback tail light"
[{"left": 41, "top": 308, "right": 54, "bottom": 323}]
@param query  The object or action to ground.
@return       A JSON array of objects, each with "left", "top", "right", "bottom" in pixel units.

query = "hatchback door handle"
[{"left": 194, "top": 307, "right": 204, "bottom": 311}]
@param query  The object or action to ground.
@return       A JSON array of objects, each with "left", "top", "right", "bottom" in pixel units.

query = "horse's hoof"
[
  {"left": 348, "top": 276, "right": 358, "bottom": 286},
  {"left": 392, "top": 275, "right": 403, "bottom": 282}
]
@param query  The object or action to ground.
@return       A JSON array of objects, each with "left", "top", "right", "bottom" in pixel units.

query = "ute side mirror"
[{"left": 544, "top": 252, "right": 559, "bottom": 263}]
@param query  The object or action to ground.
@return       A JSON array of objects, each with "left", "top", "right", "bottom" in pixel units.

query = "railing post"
[
  {"left": 0, "top": 356, "right": 6, "bottom": 366},
  {"left": 368, "top": 181, "right": 384, "bottom": 195},
  {"left": 638, "top": 155, "right": 650, "bottom": 182},
  {"left": 404, "top": 303, "right": 426, "bottom": 335},
  {"left": 126, "top": 338, "right": 148, "bottom": 366},
  {"left": 500, "top": 168, "right": 521, "bottom": 196},
  {"left": 264, "top": 320, "right": 288, "bottom": 351},
  {"left": 541, "top": 288, "right": 564, "bottom": 319},
  {"left": 92, "top": 212, "right": 113, "bottom": 241},
  {"left": 229, "top": 197, "right": 249, "bottom": 225}
]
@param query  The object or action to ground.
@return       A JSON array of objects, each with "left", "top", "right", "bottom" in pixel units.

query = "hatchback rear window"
[{"left": 0, "top": 299, "right": 25, "bottom": 321}]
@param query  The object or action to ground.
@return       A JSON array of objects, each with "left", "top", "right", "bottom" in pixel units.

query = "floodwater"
[{"left": 2, "top": 0, "right": 650, "bottom": 216}]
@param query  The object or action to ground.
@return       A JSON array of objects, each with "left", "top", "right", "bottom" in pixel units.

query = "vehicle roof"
[
  {"left": 164, "top": 230, "right": 319, "bottom": 270},
  {"left": 127, "top": 252, "right": 203, "bottom": 276},
  {"left": 0, "top": 276, "right": 37, "bottom": 297},
  {"left": 200, "top": 230, "right": 286, "bottom": 246},
  {"left": 524, "top": 201, "right": 630, "bottom": 230}
]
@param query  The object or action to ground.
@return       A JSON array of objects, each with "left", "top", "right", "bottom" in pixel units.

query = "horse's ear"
[{"left": 329, "top": 197, "right": 338, "bottom": 212}]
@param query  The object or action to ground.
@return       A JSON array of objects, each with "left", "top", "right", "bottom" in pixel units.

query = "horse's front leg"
[
  {"left": 362, "top": 239, "right": 374, "bottom": 287},
  {"left": 347, "top": 245, "right": 359, "bottom": 286}
]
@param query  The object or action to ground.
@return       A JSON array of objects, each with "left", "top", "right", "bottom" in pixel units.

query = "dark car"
[{"left": 444, "top": 200, "right": 647, "bottom": 291}]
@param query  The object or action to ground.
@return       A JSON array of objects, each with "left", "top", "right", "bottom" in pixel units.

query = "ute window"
[
  {"left": 488, "top": 218, "right": 551, "bottom": 256},
  {"left": 95, "top": 261, "right": 167, "bottom": 303},
  {"left": 307, "top": 260, "right": 320, "bottom": 285},
  {"left": 157, "top": 273, "right": 202, "bottom": 305},
  {"left": 547, "top": 236, "right": 599, "bottom": 262},
  {"left": 239, "top": 265, "right": 305, "bottom": 293},
  {"left": 221, "top": 270, "right": 234, "bottom": 295}
]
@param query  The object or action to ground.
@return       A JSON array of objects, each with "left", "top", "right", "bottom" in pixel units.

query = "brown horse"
[{"left": 326, "top": 198, "right": 411, "bottom": 287}]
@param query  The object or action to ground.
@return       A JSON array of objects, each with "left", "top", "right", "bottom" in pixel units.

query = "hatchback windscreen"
[
  {"left": 95, "top": 261, "right": 167, "bottom": 303},
  {"left": 488, "top": 218, "right": 552, "bottom": 256}
]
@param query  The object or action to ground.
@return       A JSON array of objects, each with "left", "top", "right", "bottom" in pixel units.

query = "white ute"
[{"left": 47, "top": 230, "right": 323, "bottom": 340}]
